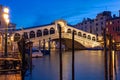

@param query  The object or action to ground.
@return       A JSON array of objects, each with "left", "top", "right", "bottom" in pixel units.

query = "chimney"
[
  {"left": 119, "top": 10, "right": 120, "bottom": 17},
  {"left": 113, "top": 14, "right": 116, "bottom": 18}
]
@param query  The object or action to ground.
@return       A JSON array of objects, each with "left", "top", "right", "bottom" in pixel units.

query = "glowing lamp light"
[
  {"left": 3, "top": 7, "right": 9, "bottom": 13},
  {"left": 112, "top": 40, "right": 115, "bottom": 43},
  {"left": 3, "top": 14, "right": 9, "bottom": 19},
  {"left": 11, "top": 36, "right": 14, "bottom": 41},
  {"left": 6, "top": 18, "right": 10, "bottom": 24},
  {"left": 3, "top": 7, "right": 10, "bottom": 24}
]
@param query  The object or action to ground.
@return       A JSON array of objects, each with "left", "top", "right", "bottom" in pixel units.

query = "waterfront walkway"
[{"left": 0, "top": 73, "right": 21, "bottom": 80}]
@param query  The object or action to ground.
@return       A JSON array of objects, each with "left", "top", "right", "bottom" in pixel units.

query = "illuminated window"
[
  {"left": 106, "top": 28, "right": 108, "bottom": 32},
  {"left": 110, "top": 21, "right": 112, "bottom": 25}
]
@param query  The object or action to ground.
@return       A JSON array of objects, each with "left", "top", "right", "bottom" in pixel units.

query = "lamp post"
[
  {"left": 3, "top": 7, "right": 10, "bottom": 57},
  {"left": 10, "top": 36, "right": 14, "bottom": 51}
]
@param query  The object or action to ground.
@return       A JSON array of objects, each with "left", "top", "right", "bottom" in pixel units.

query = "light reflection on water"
[
  {"left": 27, "top": 50, "right": 105, "bottom": 80},
  {"left": 1, "top": 50, "right": 120, "bottom": 80}
]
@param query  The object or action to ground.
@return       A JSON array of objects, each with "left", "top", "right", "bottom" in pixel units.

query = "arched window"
[
  {"left": 83, "top": 34, "right": 86, "bottom": 38},
  {"left": 88, "top": 35, "right": 91, "bottom": 40},
  {"left": 43, "top": 29, "right": 48, "bottom": 35},
  {"left": 74, "top": 30, "right": 77, "bottom": 35},
  {"left": 78, "top": 32, "right": 82, "bottom": 36},
  {"left": 50, "top": 27, "right": 55, "bottom": 34},
  {"left": 92, "top": 37, "right": 96, "bottom": 41},
  {"left": 23, "top": 32, "right": 28, "bottom": 39},
  {"left": 37, "top": 30, "right": 42, "bottom": 37},
  {"left": 30, "top": 31, "right": 35, "bottom": 38},
  {"left": 67, "top": 29, "right": 71, "bottom": 33},
  {"left": 14, "top": 33, "right": 21, "bottom": 42}
]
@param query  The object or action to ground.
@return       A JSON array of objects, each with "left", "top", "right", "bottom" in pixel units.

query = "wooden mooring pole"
[
  {"left": 48, "top": 38, "right": 51, "bottom": 54},
  {"left": 59, "top": 26, "right": 63, "bottom": 80},
  {"left": 29, "top": 42, "right": 33, "bottom": 74},
  {"left": 20, "top": 36, "right": 26, "bottom": 80},
  {"left": 72, "top": 30, "right": 75, "bottom": 80},
  {"left": 109, "top": 35, "right": 113, "bottom": 80},
  {"left": 39, "top": 40, "right": 41, "bottom": 51},
  {"left": 43, "top": 39, "right": 45, "bottom": 54},
  {"left": 103, "top": 28, "right": 108, "bottom": 80}
]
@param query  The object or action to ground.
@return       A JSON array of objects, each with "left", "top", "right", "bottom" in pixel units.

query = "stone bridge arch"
[{"left": 11, "top": 20, "right": 101, "bottom": 50}]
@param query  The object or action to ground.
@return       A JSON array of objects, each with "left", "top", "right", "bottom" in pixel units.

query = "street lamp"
[
  {"left": 3, "top": 7, "right": 10, "bottom": 57},
  {"left": 10, "top": 36, "right": 14, "bottom": 51}
]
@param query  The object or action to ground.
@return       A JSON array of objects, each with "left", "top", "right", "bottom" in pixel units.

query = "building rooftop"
[{"left": 97, "top": 11, "right": 111, "bottom": 17}]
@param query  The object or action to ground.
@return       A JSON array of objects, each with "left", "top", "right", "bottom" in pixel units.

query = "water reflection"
[
  {"left": 115, "top": 51, "right": 120, "bottom": 80},
  {"left": 29, "top": 50, "right": 105, "bottom": 80},
  {"left": 74, "top": 51, "right": 104, "bottom": 80},
  {"left": 1, "top": 50, "right": 120, "bottom": 80}
]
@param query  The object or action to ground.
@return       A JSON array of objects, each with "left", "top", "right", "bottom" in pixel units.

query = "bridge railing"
[
  {"left": 62, "top": 33, "right": 101, "bottom": 48},
  {"left": 28, "top": 32, "right": 101, "bottom": 48}
]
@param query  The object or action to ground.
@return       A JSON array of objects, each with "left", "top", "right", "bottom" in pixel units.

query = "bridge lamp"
[
  {"left": 3, "top": 7, "right": 9, "bottom": 13},
  {"left": 112, "top": 40, "right": 115, "bottom": 43},
  {"left": 3, "top": 7, "right": 10, "bottom": 57},
  {"left": 11, "top": 36, "right": 14, "bottom": 41},
  {"left": 3, "top": 7, "right": 10, "bottom": 24}
]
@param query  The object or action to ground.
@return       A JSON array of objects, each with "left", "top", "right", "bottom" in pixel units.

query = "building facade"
[
  {"left": 74, "top": 11, "right": 112, "bottom": 41},
  {"left": 106, "top": 10, "right": 120, "bottom": 42}
]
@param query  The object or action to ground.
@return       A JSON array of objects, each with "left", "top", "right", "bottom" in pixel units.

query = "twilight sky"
[{"left": 0, "top": 0, "right": 120, "bottom": 29}]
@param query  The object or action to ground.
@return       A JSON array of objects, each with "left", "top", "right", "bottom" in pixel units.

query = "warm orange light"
[
  {"left": 6, "top": 18, "right": 10, "bottom": 24},
  {"left": 3, "top": 14, "right": 9, "bottom": 24},
  {"left": 11, "top": 36, "right": 14, "bottom": 41},
  {"left": 3, "top": 7, "right": 9, "bottom": 13},
  {"left": 3, "top": 14, "right": 9, "bottom": 19},
  {"left": 112, "top": 40, "right": 115, "bottom": 43}
]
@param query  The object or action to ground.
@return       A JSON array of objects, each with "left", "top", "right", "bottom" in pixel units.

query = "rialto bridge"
[{"left": 12, "top": 20, "right": 101, "bottom": 50}]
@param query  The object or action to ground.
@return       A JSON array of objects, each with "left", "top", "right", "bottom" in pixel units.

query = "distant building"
[
  {"left": 106, "top": 10, "right": 120, "bottom": 42},
  {"left": 74, "top": 11, "right": 112, "bottom": 41}
]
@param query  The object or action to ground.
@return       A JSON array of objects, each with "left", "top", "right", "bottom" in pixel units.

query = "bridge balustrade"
[{"left": 12, "top": 23, "right": 101, "bottom": 48}]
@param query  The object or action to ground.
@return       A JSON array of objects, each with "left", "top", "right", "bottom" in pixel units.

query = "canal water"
[
  {"left": 1, "top": 50, "right": 120, "bottom": 80},
  {"left": 26, "top": 50, "right": 120, "bottom": 80}
]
